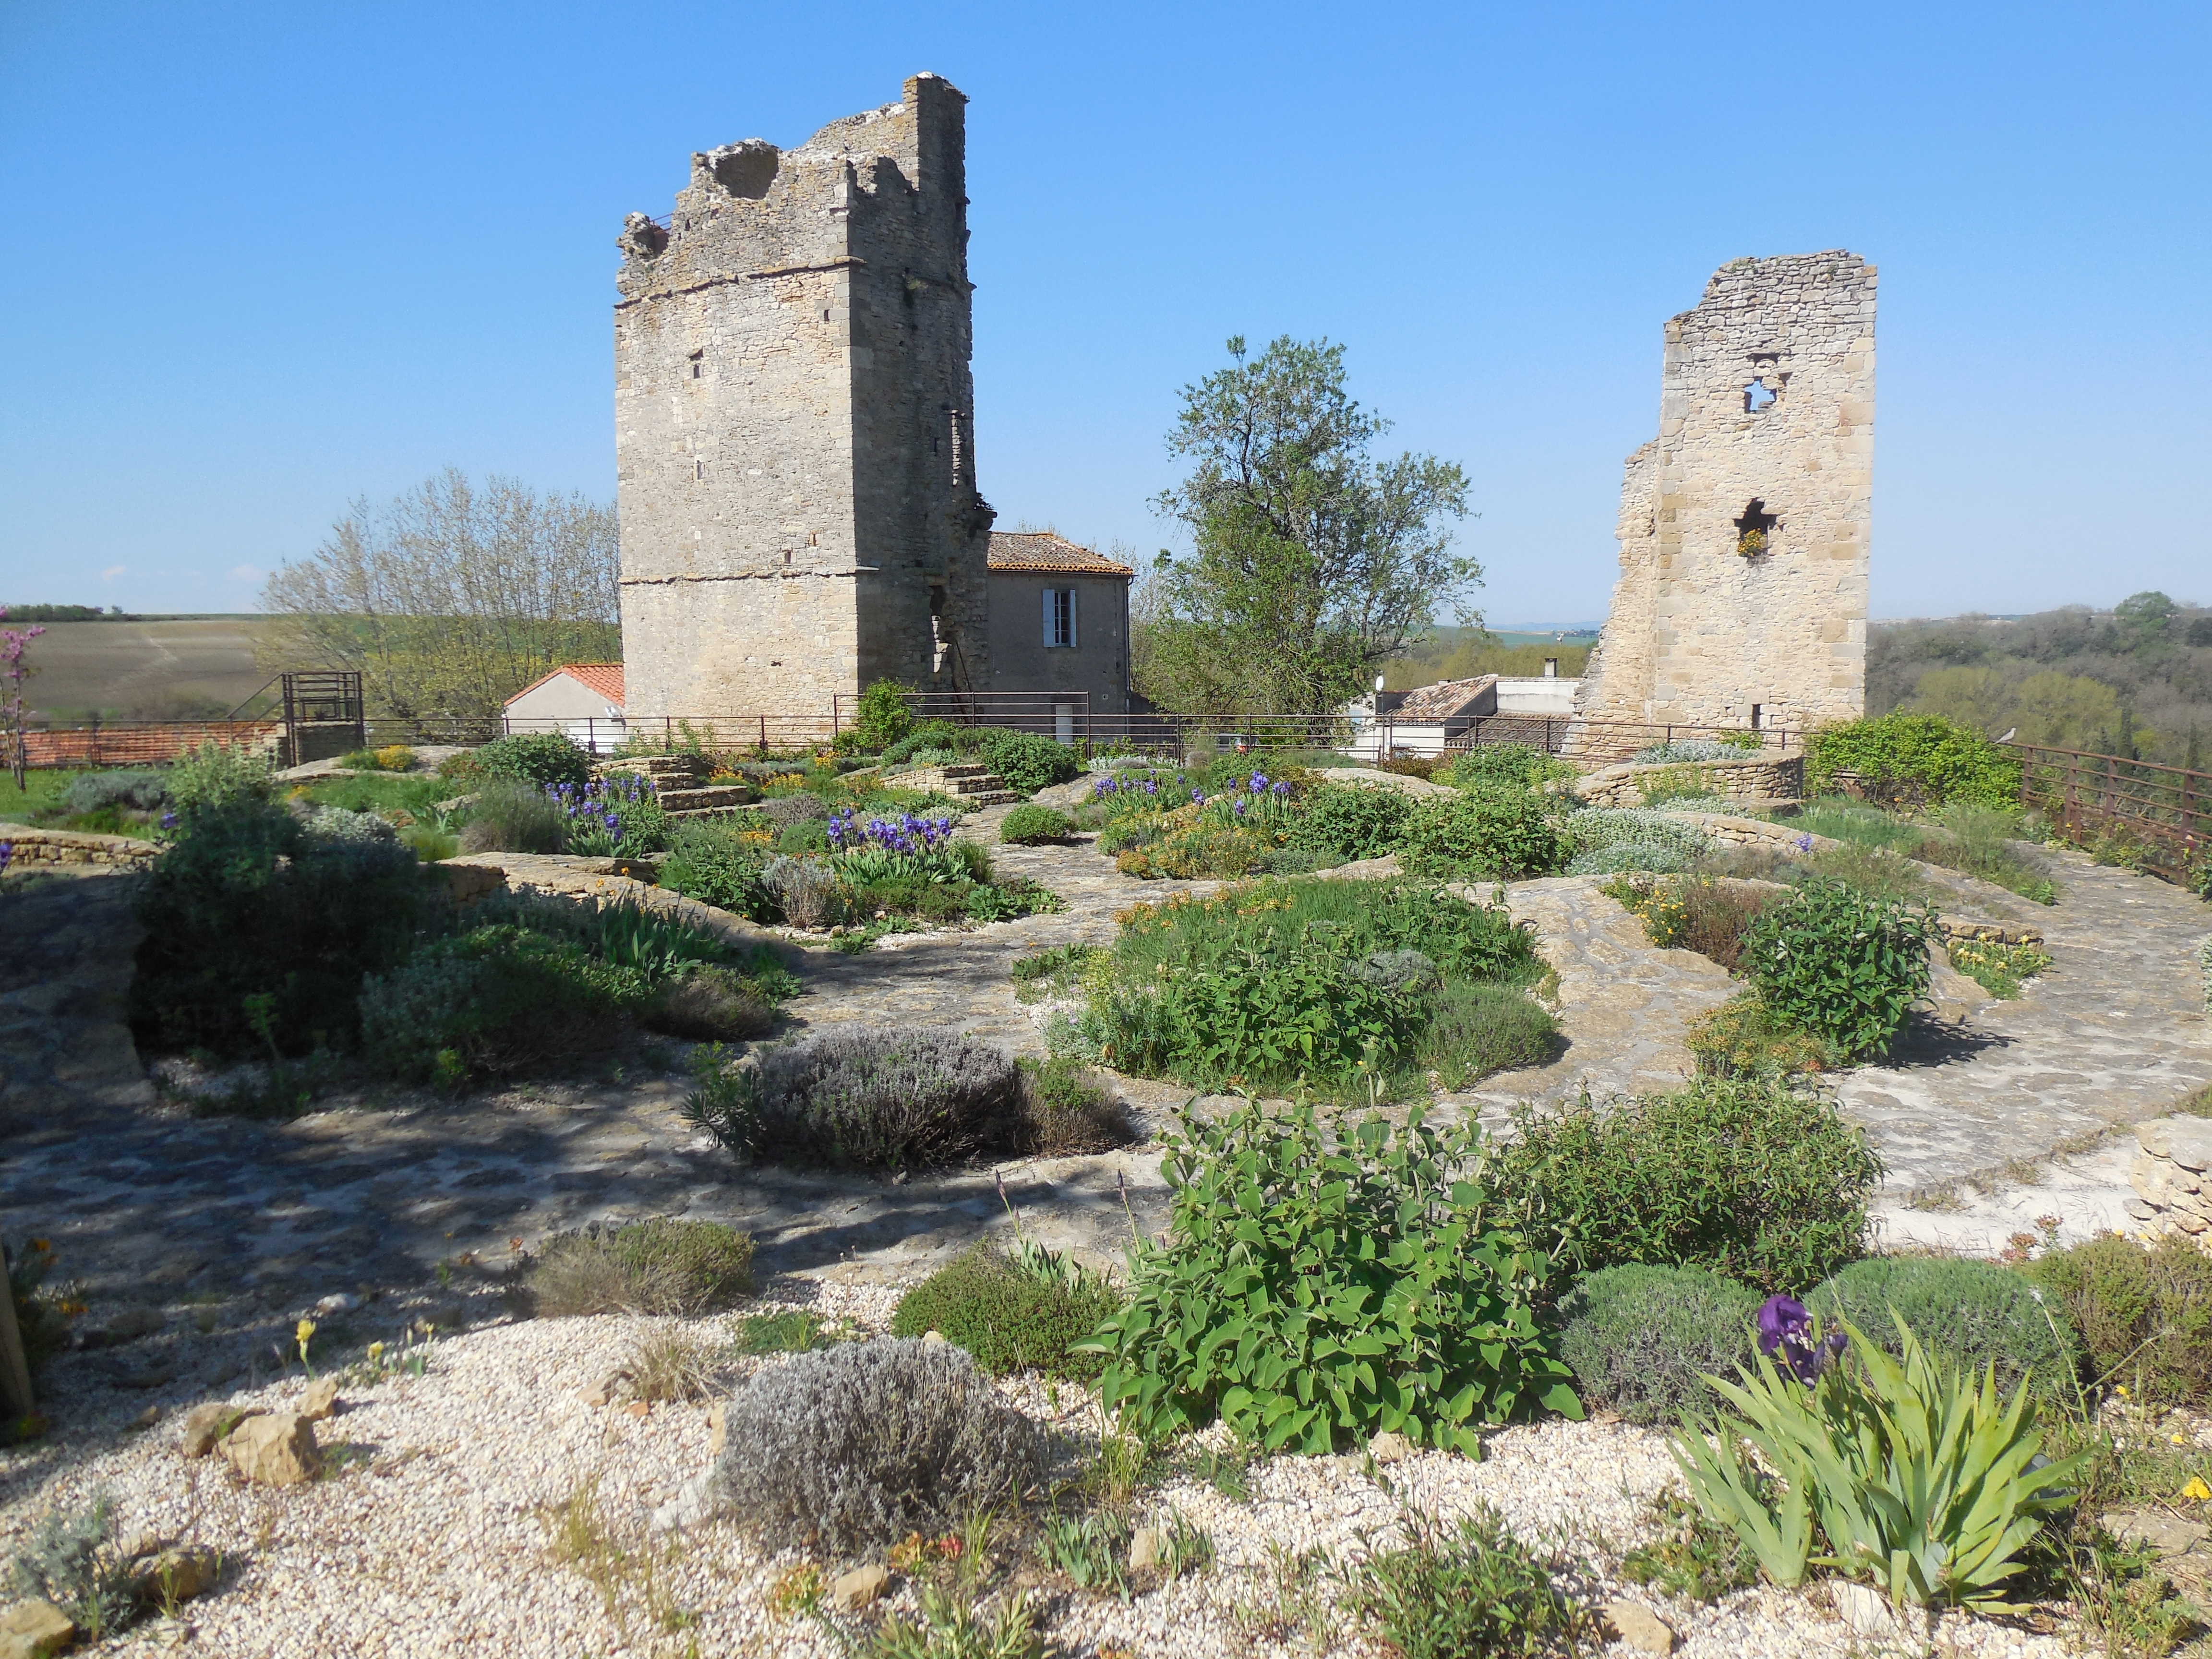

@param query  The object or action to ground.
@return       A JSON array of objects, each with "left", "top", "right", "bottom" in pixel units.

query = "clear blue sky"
[{"left": 3, "top": 2, "right": 2205, "bottom": 626}]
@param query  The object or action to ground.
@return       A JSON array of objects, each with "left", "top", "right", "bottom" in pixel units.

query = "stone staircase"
[
  {"left": 881, "top": 761, "right": 1022, "bottom": 808},
  {"left": 594, "top": 755, "right": 756, "bottom": 820}
]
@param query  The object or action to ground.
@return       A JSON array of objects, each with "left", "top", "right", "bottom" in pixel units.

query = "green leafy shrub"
[
  {"left": 683, "top": 1027, "right": 1025, "bottom": 1171},
  {"left": 456, "top": 776, "right": 566, "bottom": 854},
  {"left": 8, "top": 1493, "right": 140, "bottom": 1641},
  {"left": 1806, "top": 1256, "right": 2082, "bottom": 1404},
  {"left": 1444, "top": 744, "right": 1572, "bottom": 791},
  {"left": 2028, "top": 1232, "right": 2212, "bottom": 1403},
  {"left": 975, "top": 729, "right": 1081, "bottom": 794},
  {"left": 7, "top": 1239, "right": 79, "bottom": 1374},
  {"left": 359, "top": 924, "right": 641, "bottom": 1083},
  {"left": 647, "top": 965, "right": 779, "bottom": 1040},
  {"left": 1342, "top": 1507, "right": 1600, "bottom": 1659},
  {"left": 708, "top": 1338, "right": 1043, "bottom": 1553},
  {"left": 1805, "top": 713, "right": 2022, "bottom": 809},
  {"left": 1083, "top": 1099, "right": 1580, "bottom": 1454},
  {"left": 660, "top": 819, "right": 775, "bottom": 920},
  {"left": 131, "top": 801, "right": 426, "bottom": 1056},
  {"left": 1494, "top": 1075, "right": 1882, "bottom": 1294},
  {"left": 880, "top": 719, "right": 973, "bottom": 766},
  {"left": 1558, "top": 1264, "right": 1760, "bottom": 1426},
  {"left": 1739, "top": 878, "right": 1935, "bottom": 1061},
  {"left": 846, "top": 679, "right": 916, "bottom": 752},
  {"left": 1284, "top": 781, "right": 1412, "bottom": 862},
  {"left": 1015, "top": 1055, "right": 1132, "bottom": 1154},
  {"left": 471, "top": 732, "right": 595, "bottom": 789},
  {"left": 1416, "top": 980, "right": 1560, "bottom": 1087},
  {"left": 1673, "top": 1315, "right": 2088, "bottom": 1607},
  {"left": 164, "top": 741, "right": 275, "bottom": 822},
  {"left": 1400, "top": 787, "right": 1570, "bottom": 878},
  {"left": 890, "top": 1244, "right": 1123, "bottom": 1379},
  {"left": 733, "top": 1309, "right": 847, "bottom": 1355},
  {"left": 998, "top": 804, "right": 1074, "bottom": 844},
  {"left": 526, "top": 1217, "right": 756, "bottom": 1316}
]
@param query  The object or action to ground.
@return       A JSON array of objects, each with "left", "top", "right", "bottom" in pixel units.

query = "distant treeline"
[{"left": 0, "top": 604, "right": 129, "bottom": 622}]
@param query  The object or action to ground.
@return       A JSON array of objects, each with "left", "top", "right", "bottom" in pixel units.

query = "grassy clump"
[
  {"left": 1557, "top": 1264, "right": 1760, "bottom": 1427},
  {"left": 2028, "top": 1232, "right": 2212, "bottom": 1405},
  {"left": 1341, "top": 1508, "right": 1600, "bottom": 1659},
  {"left": 1064, "top": 877, "right": 1541, "bottom": 1099},
  {"left": 1683, "top": 993, "right": 1839, "bottom": 1077},
  {"left": 890, "top": 1244, "right": 1123, "bottom": 1380},
  {"left": 526, "top": 1218, "right": 756, "bottom": 1317},
  {"left": 1807, "top": 1255, "right": 2083, "bottom": 1405},
  {"left": 998, "top": 805, "right": 1075, "bottom": 844},
  {"left": 1495, "top": 1075, "right": 1883, "bottom": 1295},
  {"left": 1418, "top": 981, "right": 1561, "bottom": 1088}
]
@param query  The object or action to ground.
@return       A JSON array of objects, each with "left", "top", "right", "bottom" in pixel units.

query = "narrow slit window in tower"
[
  {"left": 1735, "top": 499, "right": 1778, "bottom": 557},
  {"left": 1743, "top": 377, "right": 1777, "bottom": 413}
]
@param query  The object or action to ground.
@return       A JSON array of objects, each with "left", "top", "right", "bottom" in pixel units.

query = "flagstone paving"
[{"left": 0, "top": 816, "right": 2206, "bottom": 1400}]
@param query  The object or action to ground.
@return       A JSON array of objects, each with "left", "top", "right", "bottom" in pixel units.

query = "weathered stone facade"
[
  {"left": 614, "top": 75, "right": 992, "bottom": 719},
  {"left": 1576, "top": 253, "right": 1876, "bottom": 736}
]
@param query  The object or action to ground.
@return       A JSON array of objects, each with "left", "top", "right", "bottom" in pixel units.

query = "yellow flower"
[
  {"left": 2185, "top": 1477, "right": 2212, "bottom": 1503},
  {"left": 296, "top": 1318, "right": 316, "bottom": 1346},
  {"left": 2116, "top": 1384, "right": 2130, "bottom": 1397},
  {"left": 367, "top": 1341, "right": 385, "bottom": 1363}
]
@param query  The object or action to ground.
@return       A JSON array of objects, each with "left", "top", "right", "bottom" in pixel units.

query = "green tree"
[
  {"left": 2114, "top": 590, "right": 2178, "bottom": 648},
  {"left": 1142, "top": 337, "right": 1476, "bottom": 713}
]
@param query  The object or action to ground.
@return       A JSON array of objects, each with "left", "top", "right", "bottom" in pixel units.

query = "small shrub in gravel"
[
  {"left": 1341, "top": 1506, "right": 1601, "bottom": 1659},
  {"left": 527, "top": 1218, "right": 756, "bottom": 1317},
  {"left": 1557, "top": 1264, "right": 1760, "bottom": 1426},
  {"left": 733, "top": 1309, "right": 847, "bottom": 1355},
  {"left": 1808, "top": 1255, "right": 2083, "bottom": 1403},
  {"left": 686, "top": 1028, "right": 1024, "bottom": 1172},
  {"left": 1016, "top": 1055, "right": 1133, "bottom": 1154},
  {"left": 890, "top": 1244, "right": 1123, "bottom": 1380},
  {"left": 709, "top": 1338, "right": 1043, "bottom": 1554},
  {"left": 1495, "top": 1074, "right": 1882, "bottom": 1295},
  {"left": 1415, "top": 981, "right": 1560, "bottom": 1087},
  {"left": 623, "top": 1327, "right": 725, "bottom": 1403},
  {"left": 9, "top": 1492, "right": 140, "bottom": 1641},
  {"left": 2028, "top": 1232, "right": 2212, "bottom": 1404},
  {"left": 61, "top": 770, "right": 168, "bottom": 815},
  {"left": 646, "top": 966, "right": 777, "bottom": 1041},
  {"left": 998, "top": 805, "right": 1074, "bottom": 844}
]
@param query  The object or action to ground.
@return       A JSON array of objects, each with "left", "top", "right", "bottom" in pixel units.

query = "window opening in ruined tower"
[
  {"left": 1735, "top": 499, "right": 1778, "bottom": 557},
  {"left": 1743, "top": 377, "right": 1777, "bottom": 413}
]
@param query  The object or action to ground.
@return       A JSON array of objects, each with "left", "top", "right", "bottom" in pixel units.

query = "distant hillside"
[
  {"left": 12, "top": 618, "right": 282, "bottom": 720},
  {"left": 1869, "top": 596, "right": 2212, "bottom": 767},
  {"left": 1384, "top": 627, "right": 1593, "bottom": 690}
]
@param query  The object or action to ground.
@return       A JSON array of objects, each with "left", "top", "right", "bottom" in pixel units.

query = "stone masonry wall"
[
  {"left": 1575, "top": 253, "right": 1875, "bottom": 736},
  {"left": 2128, "top": 1118, "right": 2212, "bottom": 1237},
  {"left": 1573, "top": 754, "right": 1806, "bottom": 809},
  {"left": 614, "top": 75, "right": 992, "bottom": 718}
]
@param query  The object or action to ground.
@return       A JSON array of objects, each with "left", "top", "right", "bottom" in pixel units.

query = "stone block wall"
[
  {"left": 0, "top": 828, "right": 159, "bottom": 870},
  {"left": 614, "top": 75, "right": 992, "bottom": 718},
  {"left": 1575, "top": 253, "right": 1875, "bottom": 736},
  {"left": 2128, "top": 1118, "right": 2212, "bottom": 1237},
  {"left": 1573, "top": 754, "right": 1806, "bottom": 808}
]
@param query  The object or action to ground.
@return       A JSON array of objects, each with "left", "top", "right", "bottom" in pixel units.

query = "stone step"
[
  {"left": 961, "top": 790, "right": 1022, "bottom": 807},
  {"left": 664, "top": 804, "right": 752, "bottom": 821},
  {"left": 656, "top": 784, "right": 755, "bottom": 814},
  {"left": 599, "top": 757, "right": 706, "bottom": 784},
  {"left": 940, "top": 763, "right": 992, "bottom": 779}
]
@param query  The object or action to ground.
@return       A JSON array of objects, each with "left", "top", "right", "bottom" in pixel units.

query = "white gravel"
[{"left": 0, "top": 1277, "right": 2080, "bottom": 1659}]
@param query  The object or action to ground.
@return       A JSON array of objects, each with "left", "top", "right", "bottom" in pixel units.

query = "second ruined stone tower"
[
  {"left": 613, "top": 74, "right": 992, "bottom": 718},
  {"left": 1575, "top": 252, "right": 1875, "bottom": 736}
]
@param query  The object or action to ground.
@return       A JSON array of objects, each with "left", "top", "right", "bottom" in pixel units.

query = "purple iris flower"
[
  {"left": 1273, "top": 780, "right": 1292, "bottom": 797},
  {"left": 159, "top": 812, "right": 178, "bottom": 830},
  {"left": 1758, "top": 1295, "right": 1848, "bottom": 1383},
  {"left": 0, "top": 843, "right": 12, "bottom": 875},
  {"left": 603, "top": 812, "right": 620, "bottom": 831},
  {"left": 1145, "top": 779, "right": 1158, "bottom": 795},
  {"left": 1795, "top": 834, "right": 1814, "bottom": 854},
  {"left": 1191, "top": 791, "right": 1205, "bottom": 806},
  {"left": 1250, "top": 772, "right": 1268, "bottom": 793},
  {"left": 1233, "top": 798, "right": 1248, "bottom": 816}
]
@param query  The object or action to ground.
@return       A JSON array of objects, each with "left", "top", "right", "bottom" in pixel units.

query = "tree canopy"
[{"left": 1138, "top": 337, "right": 1476, "bottom": 713}]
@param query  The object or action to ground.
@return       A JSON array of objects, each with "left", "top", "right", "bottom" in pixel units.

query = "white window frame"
[{"left": 1043, "top": 586, "right": 1076, "bottom": 649}]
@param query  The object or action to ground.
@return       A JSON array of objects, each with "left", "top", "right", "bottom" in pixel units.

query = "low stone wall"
[
  {"left": 0, "top": 827, "right": 160, "bottom": 870},
  {"left": 2127, "top": 1118, "right": 2212, "bottom": 1237},
  {"left": 1663, "top": 811, "right": 1830, "bottom": 853},
  {"left": 1575, "top": 755, "right": 1805, "bottom": 809}
]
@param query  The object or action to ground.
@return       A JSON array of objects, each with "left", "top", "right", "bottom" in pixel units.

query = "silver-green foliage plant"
[
  {"left": 1672, "top": 1314, "right": 2089, "bottom": 1608},
  {"left": 1561, "top": 807, "right": 1712, "bottom": 860},
  {"left": 1082, "top": 1099, "right": 1580, "bottom": 1455},
  {"left": 9, "top": 1492, "right": 140, "bottom": 1640},
  {"left": 858, "top": 1584, "right": 1045, "bottom": 1659}
]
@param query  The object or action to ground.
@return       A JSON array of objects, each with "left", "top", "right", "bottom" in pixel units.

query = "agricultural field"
[{"left": 11, "top": 616, "right": 278, "bottom": 720}]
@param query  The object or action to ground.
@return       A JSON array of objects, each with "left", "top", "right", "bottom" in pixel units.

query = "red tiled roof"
[
  {"left": 1391, "top": 675, "right": 1499, "bottom": 721},
  {"left": 986, "top": 531, "right": 1134, "bottom": 577},
  {"left": 505, "top": 662, "right": 625, "bottom": 707}
]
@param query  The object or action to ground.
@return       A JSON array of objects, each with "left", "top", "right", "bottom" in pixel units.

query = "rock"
[
  {"left": 90, "top": 1306, "right": 164, "bottom": 1346},
  {"left": 2140, "top": 1120, "right": 2174, "bottom": 1159},
  {"left": 707, "top": 1402, "right": 727, "bottom": 1461},
  {"left": 221, "top": 1411, "right": 320, "bottom": 1486},
  {"left": 624, "top": 1400, "right": 650, "bottom": 1419},
  {"left": 1128, "top": 1526, "right": 1166, "bottom": 1571},
  {"left": 180, "top": 1403, "right": 261, "bottom": 1460},
  {"left": 577, "top": 1370, "right": 629, "bottom": 1408},
  {"left": 1368, "top": 1431, "right": 1414, "bottom": 1464},
  {"left": 1604, "top": 1599, "right": 1676, "bottom": 1656},
  {"left": 2104, "top": 1510, "right": 2211, "bottom": 1558},
  {"left": 129, "top": 1406, "right": 162, "bottom": 1431},
  {"left": 649, "top": 1471, "right": 714, "bottom": 1534},
  {"left": 2169, "top": 1122, "right": 2212, "bottom": 1174},
  {"left": 1831, "top": 1582, "right": 1896, "bottom": 1637},
  {"left": 299, "top": 1376, "right": 339, "bottom": 1422},
  {"left": 128, "top": 1545, "right": 220, "bottom": 1605},
  {"left": 0, "top": 1599, "right": 76, "bottom": 1658},
  {"left": 921, "top": 1330, "right": 947, "bottom": 1346},
  {"left": 116, "top": 1362, "right": 177, "bottom": 1390},
  {"left": 831, "top": 1564, "right": 889, "bottom": 1611},
  {"left": 312, "top": 1293, "right": 358, "bottom": 1317}
]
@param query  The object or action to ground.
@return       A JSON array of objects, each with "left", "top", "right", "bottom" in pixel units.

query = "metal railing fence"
[{"left": 2011, "top": 741, "right": 2211, "bottom": 885}]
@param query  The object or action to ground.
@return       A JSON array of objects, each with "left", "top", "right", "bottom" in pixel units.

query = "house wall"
[
  {"left": 506, "top": 677, "right": 625, "bottom": 724},
  {"left": 985, "top": 573, "right": 1131, "bottom": 711}
]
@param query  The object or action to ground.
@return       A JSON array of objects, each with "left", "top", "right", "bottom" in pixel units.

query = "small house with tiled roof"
[
  {"left": 985, "top": 531, "right": 1135, "bottom": 713},
  {"left": 502, "top": 663, "right": 628, "bottom": 749}
]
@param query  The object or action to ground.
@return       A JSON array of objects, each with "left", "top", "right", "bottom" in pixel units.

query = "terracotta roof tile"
[
  {"left": 986, "top": 531, "right": 1133, "bottom": 576},
  {"left": 505, "top": 662, "right": 625, "bottom": 707},
  {"left": 1391, "top": 675, "right": 1499, "bottom": 721}
]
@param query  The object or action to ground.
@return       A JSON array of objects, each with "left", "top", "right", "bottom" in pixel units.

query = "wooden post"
[{"left": 0, "top": 1253, "right": 36, "bottom": 1424}]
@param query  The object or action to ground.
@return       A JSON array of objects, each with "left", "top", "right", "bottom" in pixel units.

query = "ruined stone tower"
[
  {"left": 613, "top": 74, "right": 992, "bottom": 718},
  {"left": 1574, "top": 252, "right": 1875, "bottom": 735}
]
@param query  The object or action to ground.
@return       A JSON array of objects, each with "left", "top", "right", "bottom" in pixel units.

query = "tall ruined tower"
[
  {"left": 1575, "top": 252, "right": 1875, "bottom": 735},
  {"left": 613, "top": 75, "right": 992, "bottom": 718}
]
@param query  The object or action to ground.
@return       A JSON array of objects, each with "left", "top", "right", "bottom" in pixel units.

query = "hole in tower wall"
[
  {"left": 1743, "top": 377, "right": 1778, "bottom": 413},
  {"left": 1734, "top": 499, "right": 1779, "bottom": 557},
  {"left": 709, "top": 144, "right": 779, "bottom": 199}
]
